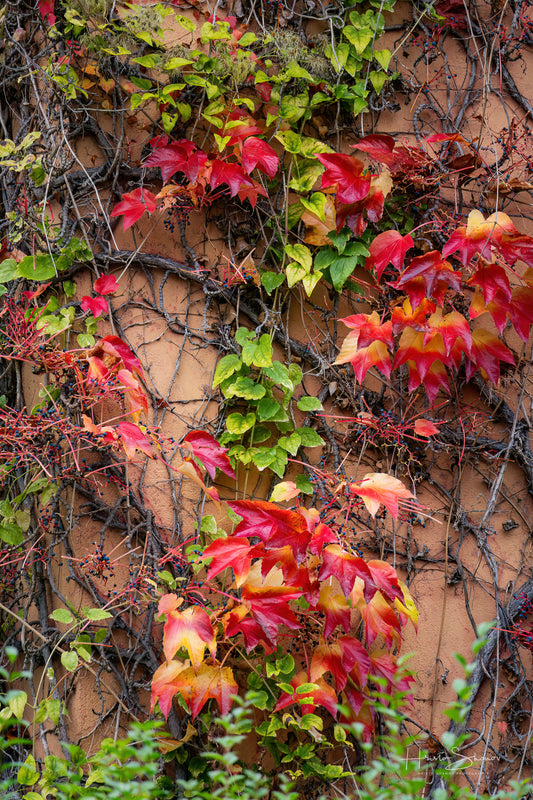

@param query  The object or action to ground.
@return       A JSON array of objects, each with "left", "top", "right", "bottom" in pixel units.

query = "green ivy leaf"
[
  {"left": 374, "top": 48, "right": 391, "bottom": 70},
  {"left": 296, "top": 428, "right": 324, "bottom": 447},
  {"left": 288, "top": 160, "right": 324, "bottom": 193},
  {"left": 17, "top": 254, "right": 58, "bottom": 280},
  {"left": 302, "top": 271, "right": 322, "bottom": 296},
  {"left": 278, "top": 433, "right": 301, "bottom": 456},
  {"left": 264, "top": 362, "right": 292, "bottom": 390},
  {"left": 0, "top": 258, "right": 18, "bottom": 283},
  {"left": 17, "top": 755, "right": 39, "bottom": 786},
  {"left": 226, "top": 412, "right": 256, "bottom": 435},
  {"left": 343, "top": 26, "right": 374, "bottom": 54},
  {"left": 284, "top": 243, "right": 312, "bottom": 270},
  {"left": 61, "top": 651, "right": 79, "bottom": 672},
  {"left": 261, "top": 271, "right": 285, "bottom": 294},
  {"left": 224, "top": 377, "right": 266, "bottom": 400},
  {"left": 286, "top": 262, "right": 308, "bottom": 288},
  {"left": 213, "top": 354, "right": 242, "bottom": 387},
  {"left": 257, "top": 398, "right": 283, "bottom": 421},
  {"left": 295, "top": 474, "right": 313, "bottom": 495},
  {"left": 297, "top": 396, "right": 323, "bottom": 412},
  {"left": 50, "top": 609, "right": 74, "bottom": 624},
  {"left": 369, "top": 70, "right": 388, "bottom": 93},
  {"left": 175, "top": 14, "right": 196, "bottom": 31},
  {"left": 242, "top": 333, "right": 273, "bottom": 369},
  {"left": 299, "top": 192, "right": 328, "bottom": 224},
  {"left": 0, "top": 522, "right": 24, "bottom": 546},
  {"left": 8, "top": 690, "right": 27, "bottom": 720},
  {"left": 82, "top": 607, "right": 112, "bottom": 621},
  {"left": 249, "top": 426, "right": 271, "bottom": 444},
  {"left": 165, "top": 57, "right": 193, "bottom": 69},
  {"left": 238, "top": 32, "right": 258, "bottom": 47}
]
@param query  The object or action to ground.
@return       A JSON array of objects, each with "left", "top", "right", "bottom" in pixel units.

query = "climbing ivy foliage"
[{"left": 2, "top": 0, "right": 533, "bottom": 794}]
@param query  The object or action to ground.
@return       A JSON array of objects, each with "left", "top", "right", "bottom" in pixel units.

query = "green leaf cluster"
[{"left": 214, "top": 329, "right": 323, "bottom": 478}]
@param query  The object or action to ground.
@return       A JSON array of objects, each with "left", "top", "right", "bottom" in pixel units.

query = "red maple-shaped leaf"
[
  {"left": 182, "top": 430, "right": 236, "bottom": 480},
  {"left": 315, "top": 153, "right": 370, "bottom": 205},
  {"left": 354, "top": 135, "right": 429, "bottom": 175},
  {"left": 365, "top": 230, "right": 414, "bottom": 281},
  {"left": 335, "top": 312, "right": 393, "bottom": 382},
  {"left": 228, "top": 499, "right": 311, "bottom": 563},
  {"left": 367, "top": 560, "right": 403, "bottom": 603},
  {"left": 174, "top": 460, "right": 221, "bottom": 505},
  {"left": 210, "top": 160, "right": 252, "bottom": 197},
  {"left": 311, "top": 636, "right": 370, "bottom": 692},
  {"left": 468, "top": 289, "right": 509, "bottom": 333},
  {"left": 38, "top": 0, "right": 56, "bottom": 24},
  {"left": 275, "top": 671, "right": 339, "bottom": 717},
  {"left": 117, "top": 421, "right": 153, "bottom": 460},
  {"left": 426, "top": 309, "right": 472, "bottom": 357},
  {"left": 350, "top": 473, "right": 417, "bottom": 520},
  {"left": 202, "top": 536, "right": 254, "bottom": 587},
  {"left": 144, "top": 139, "right": 208, "bottom": 183},
  {"left": 308, "top": 522, "right": 338, "bottom": 555},
  {"left": 223, "top": 606, "right": 275, "bottom": 653},
  {"left": 391, "top": 250, "right": 462, "bottom": 306},
  {"left": 467, "top": 262, "right": 511, "bottom": 304},
  {"left": 153, "top": 661, "right": 238, "bottom": 719},
  {"left": 336, "top": 312, "right": 394, "bottom": 352},
  {"left": 393, "top": 328, "right": 449, "bottom": 380},
  {"left": 338, "top": 340, "right": 391, "bottom": 384},
  {"left": 241, "top": 137, "right": 279, "bottom": 179},
  {"left": 359, "top": 591, "right": 402, "bottom": 648},
  {"left": 508, "top": 286, "right": 533, "bottom": 341},
  {"left": 239, "top": 564, "right": 303, "bottom": 642},
  {"left": 116, "top": 368, "right": 149, "bottom": 421},
  {"left": 110, "top": 187, "right": 157, "bottom": 230},
  {"left": 391, "top": 297, "right": 436, "bottom": 335},
  {"left": 334, "top": 171, "right": 391, "bottom": 235},
  {"left": 93, "top": 274, "right": 119, "bottom": 295},
  {"left": 221, "top": 110, "right": 263, "bottom": 145},
  {"left": 442, "top": 210, "right": 516, "bottom": 267},
  {"left": 318, "top": 544, "right": 376, "bottom": 601},
  {"left": 162, "top": 605, "right": 217, "bottom": 669},
  {"left": 317, "top": 584, "right": 351, "bottom": 638},
  {"left": 465, "top": 328, "right": 515, "bottom": 384},
  {"left": 96, "top": 335, "right": 144, "bottom": 376},
  {"left": 413, "top": 418, "right": 439, "bottom": 438},
  {"left": 236, "top": 178, "right": 267, "bottom": 210},
  {"left": 150, "top": 659, "right": 190, "bottom": 718},
  {"left": 497, "top": 232, "right": 533, "bottom": 268},
  {"left": 370, "top": 651, "right": 415, "bottom": 700},
  {"left": 353, "top": 134, "right": 396, "bottom": 165},
  {"left": 406, "top": 360, "right": 450, "bottom": 403},
  {"left": 158, "top": 593, "right": 181, "bottom": 614},
  {"left": 81, "top": 296, "right": 108, "bottom": 317}
]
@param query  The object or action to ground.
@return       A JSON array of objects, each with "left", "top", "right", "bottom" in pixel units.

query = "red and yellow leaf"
[
  {"left": 162, "top": 606, "right": 216, "bottom": 669},
  {"left": 349, "top": 473, "right": 416, "bottom": 520},
  {"left": 182, "top": 430, "right": 236, "bottom": 480},
  {"left": 228, "top": 500, "right": 311, "bottom": 563}
]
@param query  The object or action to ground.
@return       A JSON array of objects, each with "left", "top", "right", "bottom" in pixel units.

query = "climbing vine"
[{"left": 1, "top": 0, "right": 533, "bottom": 796}]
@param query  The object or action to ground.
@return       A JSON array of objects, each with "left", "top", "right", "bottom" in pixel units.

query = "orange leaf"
[
  {"left": 162, "top": 606, "right": 216, "bottom": 669},
  {"left": 317, "top": 584, "right": 351, "bottom": 638},
  {"left": 154, "top": 661, "right": 238, "bottom": 719},
  {"left": 360, "top": 591, "right": 402, "bottom": 648},
  {"left": 349, "top": 473, "right": 416, "bottom": 519},
  {"left": 413, "top": 418, "right": 439, "bottom": 437}
]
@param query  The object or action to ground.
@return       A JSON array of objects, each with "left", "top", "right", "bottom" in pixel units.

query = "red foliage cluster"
[{"left": 152, "top": 456, "right": 419, "bottom": 740}]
